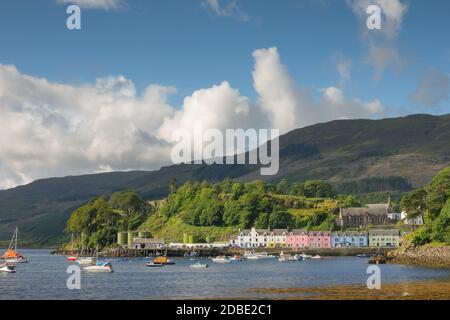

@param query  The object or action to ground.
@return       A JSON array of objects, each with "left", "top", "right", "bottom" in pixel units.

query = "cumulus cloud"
[
  {"left": 0, "top": 47, "right": 385, "bottom": 189},
  {"left": 346, "top": 0, "right": 408, "bottom": 79},
  {"left": 201, "top": 0, "right": 249, "bottom": 21},
  {"left": 252, "top": 47, "right": 384, "bottom": 132},
  {"left": 410, "top": 70, "right": 450, "bottom": 107},
  {"left": 56, "top": 0, "right": 125, "bottom": 10}
]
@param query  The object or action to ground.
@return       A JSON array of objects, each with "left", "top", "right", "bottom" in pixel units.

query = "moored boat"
[
  {"left": 146, "top": 262, "right": 163, "bottom": 267},
  {"left": 0, "top": 262, "right": 16, "bottom": 273},
  {"left": 190, "top": 262, "right": 209, "bottom": 269},
  {"left": 83, "top": 261, "right": 113, "bottom": 273},
  {"left": 311, "top": 255, "right": 322, "bottom": 259},
  {"left": 1, "top": 228, "right": 28, "bottom": 264},
  {"left": 153, "top": 256, "right": 175, "bottom": 265},
  {"left": 212, "top": 256, "right": 230, "bottom": 263},
  {"left": 229, "top": 255, "right": 242, "bottom": 262}
]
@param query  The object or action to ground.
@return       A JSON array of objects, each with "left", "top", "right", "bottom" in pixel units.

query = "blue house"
[{"left": 331, "top": 231, "right": 368, "bottom": 248}]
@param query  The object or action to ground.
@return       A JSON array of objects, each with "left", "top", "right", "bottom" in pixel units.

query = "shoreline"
[
  {"left": 52, "top": 247, "right": 393, "bottom": 258},
  {"left": 245, "top": 278, "right": 450, "bottom": 300},
  {"left": 387, "top": 245, "right": 450, "bottom": 269}
]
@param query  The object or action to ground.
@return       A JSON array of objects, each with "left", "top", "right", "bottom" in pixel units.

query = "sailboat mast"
[{"left": 15, "top": 227, "right": 18, "bottom": 251}]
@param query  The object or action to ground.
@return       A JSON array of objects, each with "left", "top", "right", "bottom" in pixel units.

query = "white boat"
[
  {"left": 83, "top": 261, "right": 113, "bottom": 273},
  {"left": 146, "top": 262, "right": 163, "bottom": 268},
  {"left": 229, "top": 255, "right": 243, "bottom": 262},
  {"left": 211, "top": 256, "right": 230, "bottom": 263},
  {"left": 311, "top": 255, "right": 322, "bottom": 259},
  {"left": 0, "top": 263, "right": 16, "bottom": 273},
  {"left": 77, "top": 257, "right": 97, "bottom": 266},
  {"left": 299, "top": 253, "right": 312, "bottom": 260},
  {"left": 256, "top": 252, "right": 276, "bottom": 259},
  {"left": 278, "top": 252, "right": 295, "bottom": 262},
  {"left": 190, "top": 262, "right": 209, "bottom": 269}
]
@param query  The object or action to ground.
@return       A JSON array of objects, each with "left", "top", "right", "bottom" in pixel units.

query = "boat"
[
  {"left": 244, "top": 251, "right": 275, "bottom": 260},
  {"left": 67, "top": 256, "right": 77, "bottom": 262},
  {"left": 190, "top": 262, "right": 209, "bottom": 269},
  {"left": 77, "top": 257, "right": 97, "bottom": 266},
  {"left": 211, "top": 256, "right": 230, "bottom": 263},
  {"left": 146, "top": 262, "right": 164, "bottom": 268},
  {"left": 229, "top": 255, "right": 242, "bottom": 262},
  {"left": 83, "top": 261, "right": 113, "bottom": 273},
  {"left": 0, "top": 262, "right": 16, "bottom": 273},
  {"left": 311, "top": 255, "right": 322, "bottom": 259},
  {"left": 292, "top": 254, "right": 303, "bottom": 261},
  {"left": 278, "top": 252, "right": 295, "bottom": 262},
  {"left": 1, "top": 228, "right": 28, "bottom": 264},
  {"left": 153, "top": 256, "right": 175, "bottom": 265},
  {"left": 299, "top": 253, "right": 312, "bottom": 260},
  {"left": 184, "top": 251, "right": 198, "bottom": 257}
]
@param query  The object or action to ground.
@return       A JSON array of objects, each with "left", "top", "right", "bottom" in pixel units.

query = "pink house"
[
  {"left": 286, "top": 229, "right": 309, "bottom": 249},
  {"left": 286, "top": 230, "right": 331, "bottom": 249},
  {"left": 308, "top": 231, "right": 331, "bottom": 248}
]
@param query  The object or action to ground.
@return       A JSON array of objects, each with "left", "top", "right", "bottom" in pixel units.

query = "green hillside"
[{"left": 1, "top": 114, "right": 450, "bottom": 245}]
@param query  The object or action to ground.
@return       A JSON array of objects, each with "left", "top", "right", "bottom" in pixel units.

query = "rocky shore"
[{"left": 387, "top": 245, "right": 450, "bottom": 268}]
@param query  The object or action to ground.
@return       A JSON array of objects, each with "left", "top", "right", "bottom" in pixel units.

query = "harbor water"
[{"left": 1, "top": 249, "right": 449, "bottom": 300}]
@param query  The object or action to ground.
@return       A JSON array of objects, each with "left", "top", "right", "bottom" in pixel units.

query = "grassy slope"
[{"left": 1, "top": 114, "right": 450, "bottom": 244}]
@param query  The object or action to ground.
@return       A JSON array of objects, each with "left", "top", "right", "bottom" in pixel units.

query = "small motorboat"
[
  {"left": 211, "top": 256, "right": 230, "bottom": 263},
  {"left": 184, "top": 251, "right": 198, "bottom": 257},
  {"left": 190, "top": 262, "right": 209, "bottom": 269},
  {"left": 229, "top": 255, "right": 242, "bottom": 262},
  {"left": 278, "top": 252, "right": 296, "bottom": 262},
  {"left": 146, "top": 262, "right": 163, "bottom": 268},
  {"left": 0, "top": 263, "right": 16, "bottom": 273},
  {"left": 153, "top": 256, "right": 175, "bottom": 265},
  {"left": 77, "top": 257, "right": 97, "bottom": 266},
  {"left": 67, "top": 256, "right": 77, "bottom": 262},
  {"left": 311, "top": 255, "right": 322, "bottom": 259},
  {"left": 83, "top": 261, "right": 113, "bottom": 273},
  {"left": 299, "top": 253, "right": 312, "bottom": 260}
]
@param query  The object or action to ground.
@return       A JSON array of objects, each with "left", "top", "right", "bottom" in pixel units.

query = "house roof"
[
  {"left": 369, "top": 229, "right": 400, "bottom": 236},
  {"left": 342, "top": 203, "right": 392, "bottom": 216},
  {"left": 331, "top": 231, "right": 368, "bottom": 237}
]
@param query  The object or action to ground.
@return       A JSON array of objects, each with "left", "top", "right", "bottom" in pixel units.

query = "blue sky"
[
  {"left": 0, "top": 0, "right": 448, "bottom": 112},
  {"left": 0, "top": 0, "right": 449, "bottom": 188}
]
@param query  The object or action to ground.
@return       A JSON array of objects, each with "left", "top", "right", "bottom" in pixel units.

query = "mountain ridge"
[{"left": 1, "top": 113, "right": 450, "bottom": 245}]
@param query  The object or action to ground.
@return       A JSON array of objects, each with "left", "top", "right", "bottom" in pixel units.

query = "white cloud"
[
  {"left": 332, "top": 52, "right": 352, "bottom": 88},
  {"left": 0, "top": 47, "right": 385, "bottom": 189},
  {"left": 346, "top": 0, "right": 408, "bottom": 79},
  {"left": 410, "top": 70, "right": 450, "bottom": 107},
  {"left": 56, "top": 0, "right": 125, "bottom": 10},
  {"left": 201, "top": 0, "right": 249, "bottom": 21}
]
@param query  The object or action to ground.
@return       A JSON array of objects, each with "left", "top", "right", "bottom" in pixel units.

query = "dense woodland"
[{"left": 65, "top": 168, "right": 450, "bottom": 248}]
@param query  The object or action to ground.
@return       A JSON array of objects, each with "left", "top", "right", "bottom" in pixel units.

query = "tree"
[
  {"left": 426, "top": 167, "right": 450, "bottom": 219},
  {"left": 401, "top": 189, "right": 427, "bottom": 230},
  {"left": 276, "top": 179, "right": 290, "bottom": 194},
  {"left": 303, "top": 180, "right": 334, "bottom": 198},
  {"left": 269, "top": 210, "right": 292, "bottom": 229}
]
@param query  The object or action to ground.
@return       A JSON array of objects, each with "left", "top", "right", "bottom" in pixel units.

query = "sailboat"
[{"left": 0, "top": 227, "right": 28, "bottom": 264}]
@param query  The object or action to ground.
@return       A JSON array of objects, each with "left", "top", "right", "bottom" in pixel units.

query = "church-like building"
[{"left": 336, "top": 200, "right": 396, "bottom": 228}]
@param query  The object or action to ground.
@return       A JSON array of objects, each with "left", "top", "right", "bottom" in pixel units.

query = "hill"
[{"left": 1, "top": 113, "right": 450, "bottom": 245}]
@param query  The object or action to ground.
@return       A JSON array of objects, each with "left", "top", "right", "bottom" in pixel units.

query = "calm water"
[{"left": 1, "top": 249, "right": 449, "bottom": 300}]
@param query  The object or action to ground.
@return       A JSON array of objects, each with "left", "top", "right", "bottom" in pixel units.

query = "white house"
[
  {"left": 401, "top": 211, "right": 424, "bottom": 226},
  {"left": 237, "top": 227, "right": 269, "bottom": 248}
]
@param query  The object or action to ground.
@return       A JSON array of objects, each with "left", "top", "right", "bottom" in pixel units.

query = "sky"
[{"left": 0, "top": 0, "right": 449, "bottom": 189}]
